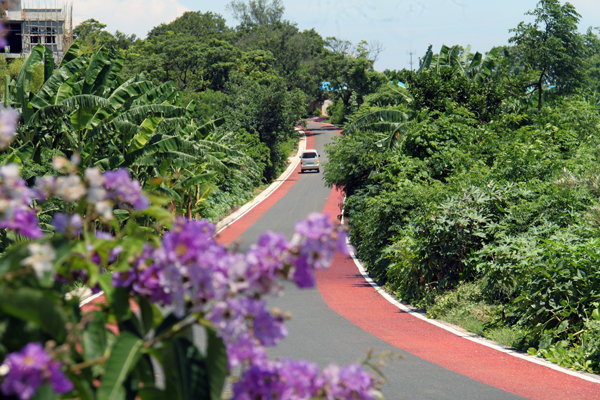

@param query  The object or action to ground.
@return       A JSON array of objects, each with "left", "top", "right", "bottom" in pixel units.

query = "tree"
[
  {"left": 227, "top": 0, "right": 284, "bottom": 27},
  {"left": 113, "top": 30, "right": 138, "bottom": 50},
  {"left": 233, "top": 21, "right": 328, "bottom": 102},
  {"left": 509, "top": 0, "right": 590, "bottom": 109},
  {"left": 73, "top": 19, "right": 117, "bottom": 54},
  {"left": 147, "top": 11, "right": 231, "bottom": 41},
  {"left": 224, "top": 71, "right": 305, "bottom": 181},
  {"left": 323, "top": 48, "right": 387, "bottom": 123},
  {"left": 584, "top": 28, "right": 600, "bottom": 94}
]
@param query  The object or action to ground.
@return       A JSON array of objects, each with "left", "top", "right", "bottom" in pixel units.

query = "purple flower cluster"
[
  {"left": 233, "top": 358, "right": 376, "bottom": 400},
  {"left": 103, "top": 169, "right": 149, "bottom": 210},
  {"left": 51, "top": 212, "right": 83, "bottom": 236},
  {"left": 0, "top": 343, "right": 73, "bottom": 400},
  {"left": 33, "top": 166, "right": 149, "bottom": 219},
  {"left": 113, "top": 213, "right": 348, "bottom": 368},
  {"left": 291, "top": 213, "right": 350, "bottom": 288},
  {"left": 0, "top": 164, "right": 42, "bottom": 238}
]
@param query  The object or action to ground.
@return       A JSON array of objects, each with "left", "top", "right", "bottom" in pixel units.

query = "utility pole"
[{"left": 407, "top": 50, "right": 416, "bottom": 71}]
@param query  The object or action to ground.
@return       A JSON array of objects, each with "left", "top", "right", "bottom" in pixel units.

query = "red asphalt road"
[
  {"left": 317, "top": 186, "right": 600, "bottom": 400},
  {"left": 81, "top": 123, "right": 600, "bottom": 399},
  {"left": 216, "top": 129, "right": 316, "bottom": 246}
]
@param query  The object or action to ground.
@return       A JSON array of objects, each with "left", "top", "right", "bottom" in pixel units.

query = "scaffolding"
[{"left": 5, "top": 0, "right": 73, "bottom": 62}]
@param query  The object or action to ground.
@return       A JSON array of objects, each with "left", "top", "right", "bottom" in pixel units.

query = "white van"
[{"left": 300, "top": 149, "right": 320, "bottom": 173}]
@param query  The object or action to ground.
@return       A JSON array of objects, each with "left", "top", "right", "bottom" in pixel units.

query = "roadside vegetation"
[
  {"left": 0, "top": 2, "right": 387, "bottom": 399},
  {"left": 324, "top": 0, "right": 600, "bottom": 373},
  {"left": 0, "top": 0, "right": 384, "bottom": 227}
]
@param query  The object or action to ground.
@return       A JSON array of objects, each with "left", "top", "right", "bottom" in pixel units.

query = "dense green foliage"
[
  {"left": 324, "top": 0, "right": 600, "bottom": 373},
  {"left": 3, "top": 0, "right": 386, "bottom": 222}
]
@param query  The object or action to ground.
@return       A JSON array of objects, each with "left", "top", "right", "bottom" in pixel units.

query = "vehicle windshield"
[{"left": 302, "top": 152, "right": 317, "bottom": 159}]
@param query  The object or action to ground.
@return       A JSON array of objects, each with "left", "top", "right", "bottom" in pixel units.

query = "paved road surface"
[{"left": 215, "top": 122, "right": 528, "bottom": 399}]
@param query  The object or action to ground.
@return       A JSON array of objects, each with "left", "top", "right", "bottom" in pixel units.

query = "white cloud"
[{"left": 72, "top": 0, "right": 189, "bottom": 37}]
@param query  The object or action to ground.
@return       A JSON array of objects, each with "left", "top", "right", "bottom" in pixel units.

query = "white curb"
[{"left": 340, "top": 210, "right": 600, "bottom": 384}]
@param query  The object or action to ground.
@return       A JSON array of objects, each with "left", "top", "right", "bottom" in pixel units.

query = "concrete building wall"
[{"left": 2, "top": 2, "right": 68, "bottom": 62}]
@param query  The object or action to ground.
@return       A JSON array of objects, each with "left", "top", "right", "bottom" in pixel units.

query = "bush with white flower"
[{"left": 0, "top": 104, "right": 385, "bottom": 400}]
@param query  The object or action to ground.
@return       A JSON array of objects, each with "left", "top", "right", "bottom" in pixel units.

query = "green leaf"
[
  {"left": 162, "top": 338, "right": 210, "bottom": 400},
  {"left": 0, "top": 286, "right": 69, "bottom": 342},
  {"left": 83, "top": 311, "right": 108, "bottom": 362},
  {"left": 111, "top": 287, "right": 132, "bottom": 323},
  {"left": 138, "top": 296, "right": 154, "bottom": 336},
  {"left": 97, "top": 332, "right": 144, "bottom": 400},
  {"left": 14, "top": 141, "right": 37, "bottom": 162},
  {"left": 31, "top": 57, "right": 87, "bottom": 108},
  {"left": 418, "top": 44, "right": 433, "bottom": 74},
  {"left": 113, "top": 209, "right": 130, "bottom": 223},
  {"left": 129, "top": 116, "right": 164, "bottom": 152},
  {"left": 142, "top": 206, "right": 175, "bottom": 229},
  {"left": 138, "top": 388, "right": 167, "bottom": 400},
  {"left": 592, "top": 309, "right": 600, "bottom": 321},
  {"left": 60, "top": 41, "right": 81, "bottom": 68},
  {"left": 16, "top": 45, "right": 45, "bottom": 123},
  {"left": 97, "top": 273, "right": 115, "bottom": 305},
  {"left": 68, "top": 373, "right": 95, "bottom": 400},
  {"left": 43, "top": 46, "right": 54, "bottom": 83},
  {"left": 206, "top": 326, "right": 227, "bottom": 400},
  {"left": 179, "top": 172, "right": 218, "bottom": 189},
  {"left": 31, "top": 383, "right": 56, "bottom": 400},
  {"left": 155, "top": 313, "right": 185, "bottom": 338},
  {"left": 83, "top": 47, "right": 110, "bottom": 94}
]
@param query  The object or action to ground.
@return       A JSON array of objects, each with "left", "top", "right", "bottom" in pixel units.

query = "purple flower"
[
  {"left": 294, "top": 212, "right": 334, "bottom": 239},
  {"left": 288, "top": 213, "right": 350, "bottom": 287},
  {"left": 226, "top": 333, "right": 261, "bottom": 369},
  {"left": 233, "top": 359, "right": 376, "bottom": 400},
  {"left": 0, "top": 343, "right": 73, "bottom": 400},
  {"left": 242, "top": 231, "right": 290, "bottom": 294},
  {"left": 0, "top": 22, "right": 8, "bottom": 49},
  {"left": 133, "top": 264, "right": 171, "bottom": 304},
  {"left": 233, "top": 359, "right": 320, "bottom": 400},
  {"left": 109, "top": 245, "right": 123, "bottom": 263},
  {"left": 291, "top": 256, "right": 315, "bottom": 289},
  {"left": 103, "top": 169, "right": 149, "bottom": 210},
  {"left": 251, "top": 302, "right": 287, "bottom": 347},
  {"left": 0, "top": 106, "right": 19, "bottom": 149},
  {"left": 112, "top": 268, "right": 137, "bottom": 288},
  {"left": 162, "top": 218, "right": 216, "bottom": 262},
  {"left": 95, "top": 231, "right": 114, "bottom": 241},
  {"left": 317, "top": 363, "right": 376, "bottom": 399},
  {"left": 51, "top": 213, "right": 82, "bottom": 236},
  {"left": 0, "top": 207, "right": 43, "bottom": 238},
  {"left": 0, "top": 165, "right": 42, "bottom": 238}
]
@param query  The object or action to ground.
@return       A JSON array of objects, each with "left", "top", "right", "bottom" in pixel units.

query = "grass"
[{"left": 425, "top": 281, "right": 527, "bottom": 348}]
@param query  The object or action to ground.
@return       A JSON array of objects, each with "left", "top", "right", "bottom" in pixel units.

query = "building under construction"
[{"left": 2, "top": 0, "right": 73, "bottom": 62}]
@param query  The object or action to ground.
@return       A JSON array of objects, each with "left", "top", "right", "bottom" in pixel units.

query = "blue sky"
[{"left": 73, "top": 0, "right": 600, "bottom": 71}]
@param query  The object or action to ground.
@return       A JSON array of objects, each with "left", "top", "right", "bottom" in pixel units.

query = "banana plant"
[
  {"left": 418, "top": 44, "right": 499, "bottom": 83},
  {"left": 5, "top": 42, "right": 189, "bottom": 168},
  {"left": 343, "top": 108, "right": 411, "bottom": 149},
  {"left": 5, "top": 41, "right": 257, "bottom": 217}
]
